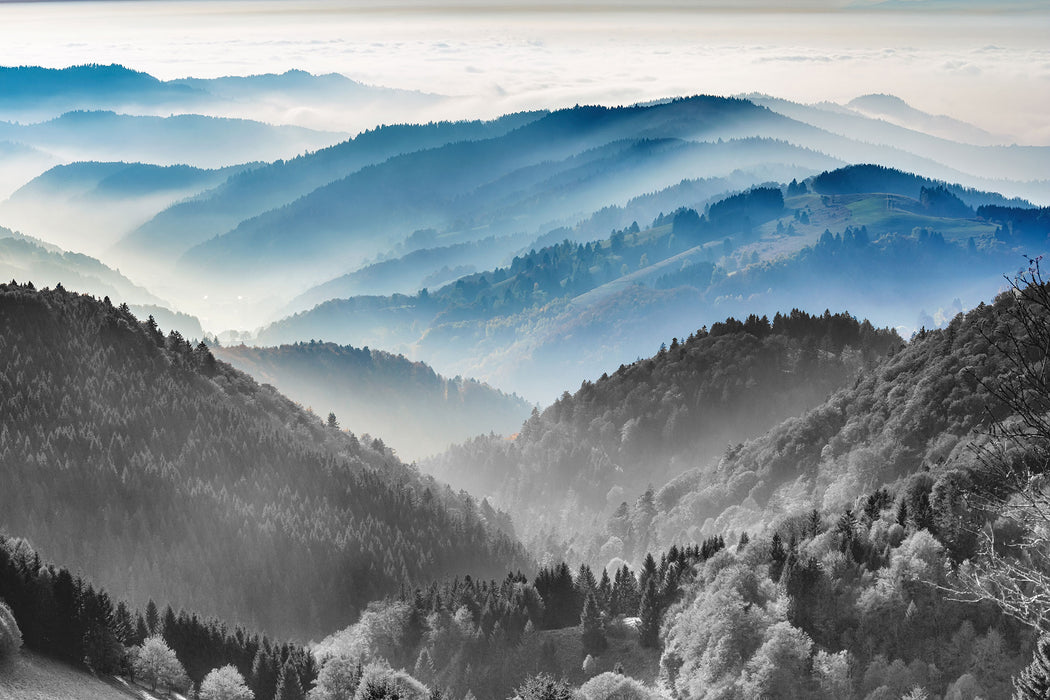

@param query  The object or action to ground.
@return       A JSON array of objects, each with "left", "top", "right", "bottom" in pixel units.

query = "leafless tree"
[{"left": 951, "top": 256, "right": 1050, "bottom": 631}]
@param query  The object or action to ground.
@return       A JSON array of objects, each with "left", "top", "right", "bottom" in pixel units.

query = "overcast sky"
[{"left": 0, "top": 0, "right": 1047, "bottom": 144}]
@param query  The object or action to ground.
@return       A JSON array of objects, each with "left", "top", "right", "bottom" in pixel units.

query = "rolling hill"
[
  {"left": 213, "top": 341, "right": 532, "bottom": 461},
  {"left": 254, "top": 166, "right": 1046, "bottom": 403},
  {"left": 0, "top": 161, "right": 252, "bottom": 256}
]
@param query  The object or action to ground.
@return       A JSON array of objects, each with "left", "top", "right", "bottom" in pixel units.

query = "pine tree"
[
  {"left": 1015, "top": 636, "right": 1050, "bottom": 699},
  {"left": 638, "top": 577, "right": 660, "bottom": 648},
  {"left": 580, "top": 591, "right": 607, "bottom": 654}
]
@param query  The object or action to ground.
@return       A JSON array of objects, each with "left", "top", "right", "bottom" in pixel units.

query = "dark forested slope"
[
  {"left": 425, "top": 310, "right": 901, "bottom": 563},
  {"left": 214, "top": 341, "right": 532, "bottom": 461},
  {"left": 0, "top": 283, "right": 530, "bottom": 640}
]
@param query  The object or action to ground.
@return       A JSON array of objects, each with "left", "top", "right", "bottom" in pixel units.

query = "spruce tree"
[
  {"left": 580, "top": 591, "right": 607, "bottom": 654},
  {"left": 1015, "top": 636, "right": 1050, "bottom": 699},
  {"left": 145, "top": 599, "right": 159, "bottom": 635},
  {"left": 276, "top": 660, "right": 305, "bottom": 700},
  {"left": 638, "top": 577, "right": 660, "bottom": 648},
  {"left": 769, "top": 532, "right": 787, "bottom": 581},
  {"left": 250, "top": 648, "right": 280, "bottom": 700}
]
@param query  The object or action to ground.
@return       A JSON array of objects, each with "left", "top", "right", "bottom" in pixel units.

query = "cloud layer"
[{"left": 0, "top": 1, "right": 1047, "bottom": 144}]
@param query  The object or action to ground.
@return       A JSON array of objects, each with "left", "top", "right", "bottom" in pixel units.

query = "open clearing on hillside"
[{"left": 0, "top": 650, "right": 133, "bottom": 700}]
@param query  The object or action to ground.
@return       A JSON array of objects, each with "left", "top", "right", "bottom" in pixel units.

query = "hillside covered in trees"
[
  {"left": 0, "top": 282, "right": 530, "bottom": 640},
  {"left": 426, "top": 310, "right": 902, "bottom": 563},
  {"left": 290, "top": 272, "right": 1050, "bottom": 700},
  {"left": 214, "top": 341, "right": 532, "bottom": 460}
]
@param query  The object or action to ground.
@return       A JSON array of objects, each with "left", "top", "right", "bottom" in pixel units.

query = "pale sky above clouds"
[{"left": 0, "top": 0, "right": 1047, "bottom": 144}]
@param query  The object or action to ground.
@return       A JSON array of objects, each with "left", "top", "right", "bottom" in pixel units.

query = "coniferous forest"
[{"left": 2, "top": 8, "right": 1050, "bottom": 699}]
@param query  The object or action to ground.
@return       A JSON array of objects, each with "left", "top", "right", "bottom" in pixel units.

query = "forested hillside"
[
  {"left": 426, "top": 310, "right": 901, "bottom": 563},
  {"left": 1, "top": 534, "right": 321, "bottom": 699},
  {"left": 214, "top": 341, "right": 532, "bottom": 461},
  {"left": 301, "top": 273, "right": 1050, "bottom": 700},
  {"left": 628, "top": 273, "right": 1040, "bottom": 556},
  {"left": 0, "top": 283, "right": 530, "bottom": 640}
]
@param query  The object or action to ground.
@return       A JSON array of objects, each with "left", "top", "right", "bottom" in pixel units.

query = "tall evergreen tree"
[
  {"left": 276, "top": 659, "right": 305, "bottom": 700},
  {"left": 638, "top": 577, "right": 660, "bottom": 649},
  {"left": 145, "top": 599, "right": 159, "bottom": 635},
  {"left": 580, "top": 591, "right": 606, "bottom": 654},
  {"left": 250, "top": 647, "right": 280, "bottom": 700}
]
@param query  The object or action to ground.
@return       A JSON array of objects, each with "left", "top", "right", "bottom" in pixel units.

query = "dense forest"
[
  {"left": 0, "top": 534, "right": 320, "bottom": 698},
  {"left": 426, "top": 310, "right": 901, "bottom": 564},
  {"left": 214, "top": 341, "right": 531, "bottom": 460},
  {"left": 293, "top": 270, "right": 1050, "bottom": 700},
  {"left": 0, "top": 282, "right": 530, "bottom": 640}
]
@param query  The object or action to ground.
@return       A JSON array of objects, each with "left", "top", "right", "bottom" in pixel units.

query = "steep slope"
[
  {"left": 424, "top": 311, "right": 901, "bottom": 562},
  {"left": 0, "top": 649, "right": 133, "bottom": 700},
  {"left": 0, "top": 283, "right": 530, "bottom": 640},
  {"left": 213, "top": 341, "right": 532, "bottom": 461},
  {"left": 646, "top": 283, "right": 1029, "bottom": 550}
]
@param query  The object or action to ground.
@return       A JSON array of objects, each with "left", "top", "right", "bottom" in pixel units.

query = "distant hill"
[
  {"left": 119, "top": 111, "right": 545, "bottom": 268},
  {"left": 846, "top": 93, "right": 1009, "bottom": 146},
  {"left": 0, "top": 161, "right": 252, "bottom": 255},
  {"left": 285, "top": 234, "right": 532, "bottom": 313},
  {"left": 0, "top": 283, "right": 530, "bottom": 639},
  {"left": 214, "top": 341, "right": 532, "bottom": 461},
  {"left": 0, "top": 64, "right": 444, "bottom": 134},
  {"left": 0, "top": 226, "right": 164, "bottom": 306},
  {"left": 747, "top": 93, "right": 1050, "bottom": 197},
  {"left": 175, "top": 98, "right": 840, "bottom": 293},
  {"left": 254, "top": 166, "right": 1042, "bottom": 402},
  {"left": 0, "top": 110, "right": 345, "bottom": 169},
  {"left": 0, "top": 140, "right": 57, "bottom": 201}
]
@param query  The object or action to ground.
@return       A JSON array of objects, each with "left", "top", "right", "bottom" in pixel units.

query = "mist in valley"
[{"left": 1, "top": 2, "right": 1050, "bottom": 699}]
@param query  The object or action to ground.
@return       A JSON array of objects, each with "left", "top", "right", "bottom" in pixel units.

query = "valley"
[{"left": 0, "top": 8, "right": 1049, "bottom": 695}]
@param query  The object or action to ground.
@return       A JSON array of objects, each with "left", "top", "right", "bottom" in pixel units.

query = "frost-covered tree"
[
  {"left": 132, "top": 635, "right": 188, "bottom": 693},
  {"left": 200, "top": 665, "right": 255, "bottom": 700}
]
